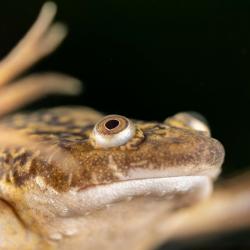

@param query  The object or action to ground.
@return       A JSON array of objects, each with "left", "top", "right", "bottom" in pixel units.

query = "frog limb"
[
  {"left": 0, "top": 199, "right": 52, "bottom": 250},
  {"left": 152, "top": 172, "right": 250, "bottom": 248},
  {"left": 0, "top": 73, "right": 81, "bottom": 117},
  {"left": 0, "top": 2, "right": 66, "bottom": 87}
]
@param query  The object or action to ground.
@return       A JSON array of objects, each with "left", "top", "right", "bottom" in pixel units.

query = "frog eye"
[
  {"left": 164, "top": 112, "right": 211, "bottom": 136},
  {"left": 91, "top": 115, "right": 135, "bottom": 148}
]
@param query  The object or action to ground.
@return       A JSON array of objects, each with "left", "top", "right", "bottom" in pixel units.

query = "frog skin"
[{"left": 0, "top": 2, "right": 249, "bottom": 250}]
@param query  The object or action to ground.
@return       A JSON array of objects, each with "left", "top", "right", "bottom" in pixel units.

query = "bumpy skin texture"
[{"left": 0, "top": 107, "right": 224, "bottom": 192}]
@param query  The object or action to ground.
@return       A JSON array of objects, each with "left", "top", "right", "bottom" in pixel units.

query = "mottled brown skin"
[
  {"left": 0, "top": 106, "right": 225, "bottom": 249},
  {"left": 0, "top": 107, "right": 224, "bottom": 193}
]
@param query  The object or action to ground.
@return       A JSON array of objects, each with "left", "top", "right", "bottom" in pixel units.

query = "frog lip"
[
  {"left": 123, "top": 164, "right": 221, "bottom": 182},
  {"left": 77, "top": 164, "right": 221, "bottom": 192},
  {"left": 73, "top": 176, "right": 213, "bottom": 214}
]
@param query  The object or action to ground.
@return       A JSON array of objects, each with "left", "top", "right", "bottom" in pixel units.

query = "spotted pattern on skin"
[{"left": 0, "top": 107, "right": 224, "bottom": 192}]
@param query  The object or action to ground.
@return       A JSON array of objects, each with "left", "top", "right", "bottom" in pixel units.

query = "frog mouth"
[
  {"left": 71, "top": 159, "right": 221, "bottom": 216},
  {"left": 74, "top": 163, "right": 220, "bottom": 214},
  {"left": 29, "top": 175, "right": 213, "bottom": 218}
]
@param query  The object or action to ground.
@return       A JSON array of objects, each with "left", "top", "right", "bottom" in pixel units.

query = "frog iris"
[{"left": 91, "top": 115, "right": 135, "bottom": 148}]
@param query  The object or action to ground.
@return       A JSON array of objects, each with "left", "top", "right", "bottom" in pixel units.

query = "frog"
[{"left": 0, "top": 2, "right": 249, "bottom": 250}]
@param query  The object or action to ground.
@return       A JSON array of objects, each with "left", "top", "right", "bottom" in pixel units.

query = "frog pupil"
[{"left": 105, "top": 119, "right": 120, "bottom": 130}]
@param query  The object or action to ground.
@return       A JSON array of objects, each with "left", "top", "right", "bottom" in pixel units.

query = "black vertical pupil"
[{"left": 105, "top": 119, "right": 120, "bottom": 130}]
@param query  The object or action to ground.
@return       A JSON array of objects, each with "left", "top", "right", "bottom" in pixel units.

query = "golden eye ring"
[{"left": 91, "top": 115, "right": 135, "bottom": 148}]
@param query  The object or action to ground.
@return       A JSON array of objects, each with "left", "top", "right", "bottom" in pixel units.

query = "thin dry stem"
[{"left": 0, "top": 2, "right": 67, "bottom": 86}]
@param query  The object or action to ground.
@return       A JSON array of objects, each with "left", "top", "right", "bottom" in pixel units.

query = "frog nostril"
[{"left": 105, "top": 119, "right": 120, "bottom": 130}]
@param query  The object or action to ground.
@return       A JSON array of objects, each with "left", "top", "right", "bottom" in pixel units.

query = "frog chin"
[
  {"left": 24, "top": 175, "right": 213, "bottom": 240},
  {"left": 26, "top": 170, "right": 214, "bottom": 227},
  {"left": 24, "top": 175, "right": 212, "bottom": 241}
]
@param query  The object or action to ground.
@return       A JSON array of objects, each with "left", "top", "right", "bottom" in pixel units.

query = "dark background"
[{"left": 0, "top": 0, "right": 250, "bottom": 249}]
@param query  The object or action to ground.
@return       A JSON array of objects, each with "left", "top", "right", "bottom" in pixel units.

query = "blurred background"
[{"left": 0, "top": 0, "right": 250, "bottom": 249}]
